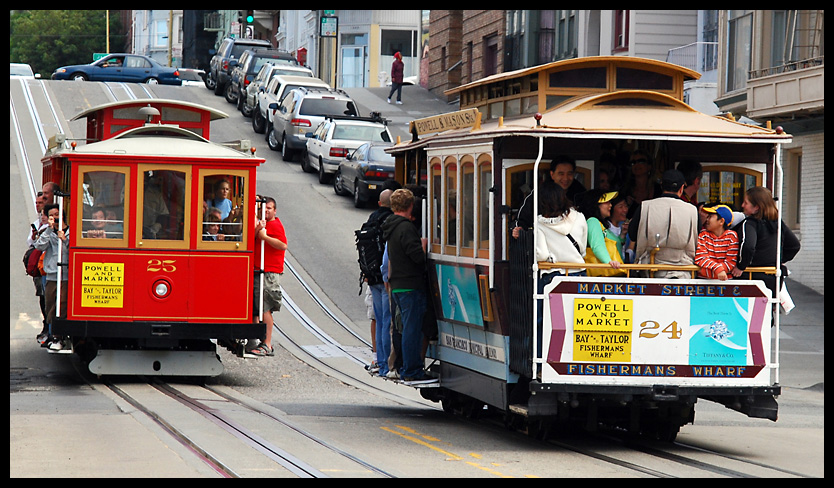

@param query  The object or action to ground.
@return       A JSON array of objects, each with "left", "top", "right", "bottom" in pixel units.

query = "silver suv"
[
  {"left": 243, "top": 64, "right": 313, "bottom": 120},
  {"left": 267, "top": 86, "right": 360, "bottom": 162},
  {"left": 253, "top": 74, "right": 328, "bottom": 134}
]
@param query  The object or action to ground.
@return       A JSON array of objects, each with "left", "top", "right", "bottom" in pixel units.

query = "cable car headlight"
[{"left": 152, "top": 279, "right": 171, "bottom": 299}]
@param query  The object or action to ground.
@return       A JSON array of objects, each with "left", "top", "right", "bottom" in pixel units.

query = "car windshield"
[
  {"left": 368, "top": 147, "right": 395, "bottom": 162},
  {"left": 10, "top": 64, "right": 34, "bottom": 76},
  {"left": 299, "top": 98, "right": 358, "bottom": 117},
  {"left": 333, "top": 125, "right": 391, "bottom": 143},
  {"left": 273, "top": 68, "right": 312, "bottom": 77}
]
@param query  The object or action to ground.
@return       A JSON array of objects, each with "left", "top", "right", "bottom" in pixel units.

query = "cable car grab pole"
[
  {"left": 56, "top": 192, "right": 65, "bottom": 319},
  {"left": 259, "top": 197, "right": 266, "bottom": 324},
  {"left": 531, "top": 135, "right": 544, "bottom": 379}
]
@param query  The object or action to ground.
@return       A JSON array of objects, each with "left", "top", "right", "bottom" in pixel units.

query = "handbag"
[{"left": 585, "top": 221, "right": 625, "bottom": 277}]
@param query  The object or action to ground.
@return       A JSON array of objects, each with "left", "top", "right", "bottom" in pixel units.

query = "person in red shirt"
[
  {"left": 387, "top": 52, "right": 404, "bottom": 104},
  {"left": 251, "top": 196, "right": 287, "bottom": 356},
  {"left": 695, "top": 204, "right": 738, "bottom": 280}
]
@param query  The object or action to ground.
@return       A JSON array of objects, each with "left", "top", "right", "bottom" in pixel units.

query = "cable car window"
[
  {"left": 79, "top": 169, "right": 128, "bottom": 245},
  {"left": 461, "top": 159, "right": 475, "bottom": 254},
  {"left": 430, "top": 160, "right": 442, "bottom": 252},
  {"left": 202, "top": 174, "right": 245, "bottom": 243},
  {"left": 478, "top": 158, "right": 492, "bottom": 255},
  {"left": 616, "top": 67, "right": 673, "bottom": 91},
  {"left": 445, "top": 157, "right": 457, "bottom": 250},
  {"left": 142, "top": 169, "right": 186, "bottom": 241},
  {"left": 549, "top": 67, "right": 606, "bottom": 88}
]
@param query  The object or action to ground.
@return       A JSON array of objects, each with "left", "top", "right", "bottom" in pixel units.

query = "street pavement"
[{"left": 343, "top": 84, "right": 459, "bottom": 143}]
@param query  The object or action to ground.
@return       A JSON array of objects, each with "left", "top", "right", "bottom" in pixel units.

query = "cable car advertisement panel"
[{"left": 542, "top": 277, "right": 773, "bottom": 387}]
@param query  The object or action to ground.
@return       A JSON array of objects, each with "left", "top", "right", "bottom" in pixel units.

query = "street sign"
[
  {"left": 409, "top": 108, "right": 481, "bottom": 137},
  {"left": 321, "top": 16, "right": 338, "bottom": 37},
  {"left": 93, "top": 53, "right": 108, "bottom": 62}
]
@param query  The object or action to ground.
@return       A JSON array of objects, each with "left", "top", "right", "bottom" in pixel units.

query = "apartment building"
[{"left": 715, "top": 10, "right": 824, "bottom": 294}]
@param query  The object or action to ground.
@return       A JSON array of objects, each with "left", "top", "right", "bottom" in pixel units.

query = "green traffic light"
[{"left": 246, "top": 15, "right": 254, "bottom": 23}]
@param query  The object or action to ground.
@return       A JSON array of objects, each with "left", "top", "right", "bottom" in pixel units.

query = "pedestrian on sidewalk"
[{"left": 388, "top": 52, "right": 404, "bottom": 105}]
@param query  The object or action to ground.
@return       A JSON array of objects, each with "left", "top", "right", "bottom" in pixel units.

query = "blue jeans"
[
  {"left": 392, "top": 289, "right": 426, "bottom": 379},
  {"left": 370, "top": 283, "right": 391, "bottom": 375}
]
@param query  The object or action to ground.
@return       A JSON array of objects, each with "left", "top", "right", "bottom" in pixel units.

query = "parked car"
[
  {"left": 334, "top": 141, "right": 396, "bottom": 207},
  {"left": 178, "top": 68, "right": 205, "bottom": 87},
  {"left": 254, "top": 75, "right": 330, "bottom": 134},
  {"left": 11, "top": 63, "right": 40, "bottom": 79},
  {"left": 242, "top": 63, "right": 313, "bottom": 119},
  {"left": 225, "top": 47, "right": 297, "bottom": 106},
  {"left": 268, "top": 86, "right": 360, "bottom": 163},
  {"left": 304, "top": 114, "right": 392, "bottom": 185},
  {"left": 207, "top": 37, "right": 271, "bottom": 94},
  {"left": 51, "top": 54, "right": 182, "bottom": 85}
]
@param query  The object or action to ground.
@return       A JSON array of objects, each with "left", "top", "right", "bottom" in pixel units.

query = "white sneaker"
[
  {"left": 387, "top": 98, "right": 391, "bottom": 103},
  {"left": 396, "top": 101, "right": 402, "bottom": 105}
]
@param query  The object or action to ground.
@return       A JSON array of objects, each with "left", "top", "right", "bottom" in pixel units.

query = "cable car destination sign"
[{"left": 409, "top": 108, "right": 480, "bottom": 137}]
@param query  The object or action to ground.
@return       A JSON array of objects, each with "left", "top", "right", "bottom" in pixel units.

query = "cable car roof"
[
  {"left": 65, "top": 125, "right": 261, "bottom": 161},
  {"left": 389, "top": 90, "right": 791, "bottom": 154},
  {"left": 445, "top": 55, "right": 701, "bottom": 97},
  {"left": 70, "top": 99, "right": 229, "bottom": 123}
]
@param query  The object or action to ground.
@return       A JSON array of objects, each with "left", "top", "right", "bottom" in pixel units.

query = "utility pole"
[{"left": 106, "top": 10, "right": 110, "bottom": 53}]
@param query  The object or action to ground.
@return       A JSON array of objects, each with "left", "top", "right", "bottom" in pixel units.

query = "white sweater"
[{"left": 535, "top": 209, "right": 587, "bottom": 271}]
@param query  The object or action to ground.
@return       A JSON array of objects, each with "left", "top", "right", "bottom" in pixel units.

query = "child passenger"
[{"left": 695, "top": 204, "right": 739, "bottom": 281}]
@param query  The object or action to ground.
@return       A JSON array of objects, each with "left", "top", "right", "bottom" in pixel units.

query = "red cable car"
[{"left": 42, "top": 99, "right": 266, "bottom": 376}]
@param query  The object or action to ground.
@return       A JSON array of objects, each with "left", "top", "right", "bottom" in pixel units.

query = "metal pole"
[
  {"left": 531, "top": 136, "right": 544, "bottom": 379},
  {"left": 259, "top": 198, "right": 266, "bottom": 323},
  {"left": 56, "top": 194, "right": 65, "bottom": 319},
  {"left": 773, "top": 145, "right": 783, "bottom": 386}
]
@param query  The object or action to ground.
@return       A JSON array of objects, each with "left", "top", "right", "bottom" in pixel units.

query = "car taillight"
[
  {"left": 291, "top": 118, "right": 311, "bottom": 127},
  {"left": 330, "top": 148, "right": 349, "bottom": 158},
  {"left": 173, "top": 70, "right": 180, "bottom": 77},
  {"left": 365, "top": 170, "right": 394, "bottom": 179}
]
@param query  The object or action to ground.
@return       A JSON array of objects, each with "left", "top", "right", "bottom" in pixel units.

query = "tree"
[{"left": 10, "top": 10, "right": 123, "bottom": 77}]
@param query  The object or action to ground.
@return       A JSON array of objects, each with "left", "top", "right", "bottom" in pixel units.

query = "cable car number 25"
[{"left": 147, "top": 259, "right": 177, "bottom": 273}]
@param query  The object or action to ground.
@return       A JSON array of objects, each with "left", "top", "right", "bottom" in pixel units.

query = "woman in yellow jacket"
[{"left": 576, "top": 189, "right": 625, "bottom": 277}]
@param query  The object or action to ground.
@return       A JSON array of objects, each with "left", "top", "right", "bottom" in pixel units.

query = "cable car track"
[{"left": 101, "top": 377, "right": 395, "bottom": 478}]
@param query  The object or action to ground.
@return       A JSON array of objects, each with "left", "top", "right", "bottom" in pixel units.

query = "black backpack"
[{"left": 355, "top": 213, "right": 389, "bottom": 293}]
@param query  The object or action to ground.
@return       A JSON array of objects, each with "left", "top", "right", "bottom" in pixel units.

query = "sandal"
[{"left": 250, "top": 343, "right": 274, "bottom": 357}]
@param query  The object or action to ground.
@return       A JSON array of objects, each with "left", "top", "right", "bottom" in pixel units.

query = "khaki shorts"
[{"left": 254, "top": 272, "right": 283, "bottom": 314}]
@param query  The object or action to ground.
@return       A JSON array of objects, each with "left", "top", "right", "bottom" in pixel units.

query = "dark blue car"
[{"left": 52, "top": 54, "right": 182, "bottom": 85}]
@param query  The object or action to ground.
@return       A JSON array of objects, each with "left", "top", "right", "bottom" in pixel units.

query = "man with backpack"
[{"left": 356, "top": 189, "right": 394, "bottom": 377}]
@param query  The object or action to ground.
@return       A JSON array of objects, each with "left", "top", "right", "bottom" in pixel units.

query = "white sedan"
[{"left": 303, "top": 115, "right": 392, "bottom": 184}]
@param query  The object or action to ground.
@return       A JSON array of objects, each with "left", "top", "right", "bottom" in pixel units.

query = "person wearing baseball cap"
[
  {"left": 627, "top": 168, "right": 699, "bottom": 278},
  {"left": 695, "top": 204, "right": 739, "bottom": 280}
]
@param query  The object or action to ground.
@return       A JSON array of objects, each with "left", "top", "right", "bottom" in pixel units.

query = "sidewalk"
[
  {"left": 780, "top": 278, "right": 824, "bottom": 327},
  {"left": 343, "top": 84, "right": 459, "bottom": 143}
]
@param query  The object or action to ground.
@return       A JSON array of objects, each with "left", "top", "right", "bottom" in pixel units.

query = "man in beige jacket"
[{"left": 629, "top": 169, "right": 699, "bottom": 279}]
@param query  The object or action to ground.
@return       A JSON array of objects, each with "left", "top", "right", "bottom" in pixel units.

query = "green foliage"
[{"left": 10, "top": 10, "right": 123, "bottom": 77}]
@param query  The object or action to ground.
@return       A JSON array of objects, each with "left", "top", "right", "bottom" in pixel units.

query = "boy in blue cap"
[{"left": 695, "top": 204, "right": 739, "bottom": 280}]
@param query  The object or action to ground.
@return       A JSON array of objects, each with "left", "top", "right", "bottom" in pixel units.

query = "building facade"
[
  {"left": 715, "top": 10, "right": 824, "bottom": 294},
  {"left": 276, "top": 10, "right": 421, "bottom": 89}
]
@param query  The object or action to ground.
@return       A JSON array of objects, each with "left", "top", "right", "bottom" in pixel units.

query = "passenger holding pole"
[{"left": 250, "top": 196, "right": 287, "bottom": 357}]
